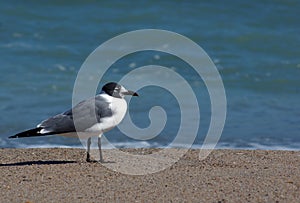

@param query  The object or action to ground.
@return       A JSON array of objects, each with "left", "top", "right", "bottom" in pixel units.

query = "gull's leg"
[
  {"left": 86, "top": 137, "right": 92, "bottom": 162},
  {"left": 98, "top": 134, "right": 103, "bottom": 162}
]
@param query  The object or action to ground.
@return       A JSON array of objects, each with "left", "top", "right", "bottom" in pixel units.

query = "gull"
[{"left": 9, "top": 82, "right": 138, "bottom": 162}]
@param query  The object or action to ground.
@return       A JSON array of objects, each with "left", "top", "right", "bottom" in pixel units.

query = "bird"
[{"left": 9, "top": 82, "right": 139, "bottom": 162}]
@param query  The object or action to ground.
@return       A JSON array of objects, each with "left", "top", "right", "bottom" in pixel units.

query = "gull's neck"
[{"left": 99, "top": 91, "right": 124, "bottom": 100}]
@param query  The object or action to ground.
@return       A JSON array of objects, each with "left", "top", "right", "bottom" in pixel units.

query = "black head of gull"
[{"left": 101, "top": 82, "right": 138, "bottom": 98}]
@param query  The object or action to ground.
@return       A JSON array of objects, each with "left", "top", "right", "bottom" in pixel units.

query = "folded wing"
[{"left": 38, "top": 95, "right": 113, "bottom": 134}]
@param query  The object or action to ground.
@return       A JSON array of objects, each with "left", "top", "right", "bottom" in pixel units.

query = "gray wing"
[{"left": 38, "top": 95, "right": 113, "bottom": 134}]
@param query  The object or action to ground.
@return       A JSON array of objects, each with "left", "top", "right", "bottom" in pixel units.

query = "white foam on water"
[{"left": 5, "top": 139, "right": 300, "bottom": 151}]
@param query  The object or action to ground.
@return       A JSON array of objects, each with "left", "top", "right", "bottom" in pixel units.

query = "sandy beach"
[{"left": 0, "top": 148, "right": 299, "bottom": 202}]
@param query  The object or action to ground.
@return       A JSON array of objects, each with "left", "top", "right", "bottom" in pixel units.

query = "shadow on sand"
[{"left": 0, "top": 160, "right": 77, "bottom": 166}]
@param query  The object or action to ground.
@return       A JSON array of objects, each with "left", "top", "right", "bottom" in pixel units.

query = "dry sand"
[{"left": 0, "top": 148, "right": 299, "bottom": 202}]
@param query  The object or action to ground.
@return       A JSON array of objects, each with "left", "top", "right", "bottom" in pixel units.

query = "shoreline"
[
  {"left": 4, "top": 142, "right": 300, "bottom": 151},
  {"left": 0, "top": 148, "right": 299, "bottom": 202}
]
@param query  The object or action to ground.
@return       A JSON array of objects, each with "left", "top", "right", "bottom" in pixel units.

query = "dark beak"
[{"left": 125, "top": 90, "right": 139, "bottom": 96}]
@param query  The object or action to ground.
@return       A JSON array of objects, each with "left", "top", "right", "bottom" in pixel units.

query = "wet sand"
[{"left": 0, "top": 148, "right": 299, "bottom": 202}]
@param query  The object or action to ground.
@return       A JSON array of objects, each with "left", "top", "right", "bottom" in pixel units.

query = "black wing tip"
[{"left": 8, "top": 127, "right": 44, "bottom": 139}]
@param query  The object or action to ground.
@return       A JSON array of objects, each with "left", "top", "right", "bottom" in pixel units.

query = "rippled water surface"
[{"left": 0, "top": 1, "right": 299, "bottom": 149}]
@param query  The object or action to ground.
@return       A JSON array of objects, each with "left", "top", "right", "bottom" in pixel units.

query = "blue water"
[{"left": 1, "top": 1, "right": 300, "bottom": 150}]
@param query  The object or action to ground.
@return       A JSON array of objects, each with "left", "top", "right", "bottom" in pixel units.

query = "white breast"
[
  {"left": 84, "top": 96, "right": 128, "bottom": 134},
  {"left": 110, "top": 97, "right": 128, "bottom": 125}
]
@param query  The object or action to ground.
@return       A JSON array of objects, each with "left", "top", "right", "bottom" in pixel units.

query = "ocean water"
[{"left": 0, "top": 1, "right": 299, "bottom": 150}]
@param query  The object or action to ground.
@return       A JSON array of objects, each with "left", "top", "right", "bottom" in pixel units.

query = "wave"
[{"left": 4, "top": 138, "right": 300, "bottom": 151}]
